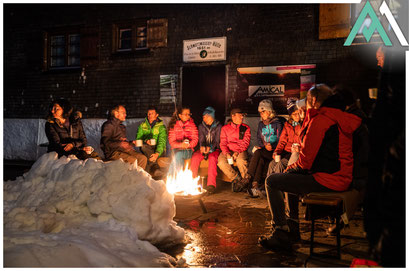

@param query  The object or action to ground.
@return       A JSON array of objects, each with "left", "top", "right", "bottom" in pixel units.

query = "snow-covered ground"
[
  {"left": 3, "top": 117, "right": 262, "bottom": 161},
  {"left": 4, "top": 152, "right": 185, "bottom": 267}
]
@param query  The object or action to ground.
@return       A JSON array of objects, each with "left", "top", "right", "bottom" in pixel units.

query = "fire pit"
[{"left": 166, "top": 166, "right": 208, "bottom": 213}]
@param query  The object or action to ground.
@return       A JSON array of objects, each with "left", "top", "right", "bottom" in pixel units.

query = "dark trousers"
[
  {"left": 248, "top": 148, "right": 274, "bottom": 188},
  {"left": 265, "top": 173, "right": 334, "bottom": 226},
  {"left": 140, "top": 144, "right": 157, "bottom": 173}
]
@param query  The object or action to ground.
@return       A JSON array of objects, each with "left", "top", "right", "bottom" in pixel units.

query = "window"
[
  {"left": 112, "top": 19, "right": 167, "bottom": 53},
  {"left": 44, "top": 27, "right": 99, "bottom": 71},
  {"left": 48, "top": 31, "right": 80, "bottom": 68}
]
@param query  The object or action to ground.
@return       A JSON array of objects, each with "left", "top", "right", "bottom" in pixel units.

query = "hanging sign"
[{"left": 183, "top": 37, "right": 226, "bottom": 62}]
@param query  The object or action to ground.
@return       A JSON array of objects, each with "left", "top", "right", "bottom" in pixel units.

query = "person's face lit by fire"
[
  {"left": 114, "top": 106, "right": 127, "bottom": 122},
  {"left": 259, "top": 110, "right": 271, "bottom": 121},
  {"left": 179, "top": 109, "right": 191, "bottom": 123},
  {"left": 51, "top": 103, "right": 63, "bottom": 119},
  {"left": 376, "top": 46, "right": 384, "bottom": 68},
  {"left": 147, "top": 109, "right": 158, "bottom": 124},
  {"left": 291, "top": 110, "right": 301, "bottom": 122},
  {"left": 232, "top": 113, "right": 244, "bottom": 125},
  {"left": 203, "top": 114, "right": 214, "bottom": 126}
]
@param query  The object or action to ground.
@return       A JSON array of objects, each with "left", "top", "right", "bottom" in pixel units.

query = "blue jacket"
[
  {"left": 198, "top": 120, "right": 222, "bottom": 153},
  {"left": 257, "top": 117, "right": 284, "bottom": 150}
]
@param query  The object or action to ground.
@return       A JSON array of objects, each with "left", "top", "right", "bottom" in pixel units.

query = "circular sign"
[{"left": 200, "top": 50, "right": 208, "bottom": 58}]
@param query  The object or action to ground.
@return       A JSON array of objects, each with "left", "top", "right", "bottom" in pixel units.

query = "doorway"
[{"left": 182, "top": 65, "right": 226, "bottom": 126}]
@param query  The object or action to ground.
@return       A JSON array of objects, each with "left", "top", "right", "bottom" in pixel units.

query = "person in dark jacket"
[
  {"left": 190, "top": 107, "right": 222, "bottom": 194},
  {"left": 258, "top": 84, "right": 362, "bottom": 251},
  {"left": 247, "top": 99, "right": 283, "bottom": 197},
  {"left": 100, "top": 105, "right": 147, "bottom": 169},
  {"left": 45, "top": 98, "right": 101, "bottom": 160}
]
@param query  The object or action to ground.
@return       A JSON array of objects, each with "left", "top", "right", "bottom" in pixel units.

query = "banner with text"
[{"left": 236, "top": 64, "right": 316, "bottom": 115}]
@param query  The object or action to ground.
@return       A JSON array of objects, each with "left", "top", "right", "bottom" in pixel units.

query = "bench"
[{"left": 302, "top": 189, "right": 363, "bottom": 259}]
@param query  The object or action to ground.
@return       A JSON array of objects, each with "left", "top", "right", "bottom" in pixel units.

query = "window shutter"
[
  {"left": 319, "top": 4, "right": 351, "bottom": 40},
  {"left": 147, "top": 18, "right": 168, "bottom": 48},
  {"left": 80, "top": 27, "right": 99, "bottom": 67},
  {"left": 43, "top": 31, "right": 48, "bottom": 71}
]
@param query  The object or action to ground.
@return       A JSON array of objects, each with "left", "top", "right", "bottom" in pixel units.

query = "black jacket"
[
  {"left": 45, "top": 112, "right": 86, "bottom": 157},
  {"left": 100, "top": 117, "right": 128, "bottom": 159}
]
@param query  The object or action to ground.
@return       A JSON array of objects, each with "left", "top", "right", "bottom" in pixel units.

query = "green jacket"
[{"left": 136, "top": 117, "right": 167, "bottom": 157}]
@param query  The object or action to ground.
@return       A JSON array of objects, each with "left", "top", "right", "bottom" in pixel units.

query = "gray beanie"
[{"left": 258, "top": 99, "right": 273, "bottom": 112}]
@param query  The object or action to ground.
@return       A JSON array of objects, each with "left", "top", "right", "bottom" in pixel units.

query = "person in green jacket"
[{"left": 134, "top": 106, "right": 167, "bottom": 174}]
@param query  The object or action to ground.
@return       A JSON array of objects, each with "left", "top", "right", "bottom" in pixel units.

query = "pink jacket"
[
  {"left": 220, "top": 122, "right": 251, "bottom": 154},
  {"left": 168, "top": 119, "right": 199, "bottom": 150}
]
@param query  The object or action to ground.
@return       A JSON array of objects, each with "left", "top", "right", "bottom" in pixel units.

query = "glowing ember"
[{"left": 166, "top": 165, "right": 202, "bottom": 196}]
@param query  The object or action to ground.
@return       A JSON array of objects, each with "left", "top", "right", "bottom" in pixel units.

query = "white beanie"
[{"left": 258, "top": 99, "right": 273, "bottom": 112}]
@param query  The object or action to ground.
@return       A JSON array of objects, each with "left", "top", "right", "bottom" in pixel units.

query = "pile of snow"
[{"left": 4, "top": 152, "right": 185, "bottom": 267}]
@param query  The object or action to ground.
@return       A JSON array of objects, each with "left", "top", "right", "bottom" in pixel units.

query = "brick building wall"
[{"left": 4, "top": 4, "right": 380, "bottom": 119}]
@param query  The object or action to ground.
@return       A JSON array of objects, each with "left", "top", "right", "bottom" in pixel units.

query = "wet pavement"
[{"left": 164, "top": 181, "right": 371, "bottom": 268}]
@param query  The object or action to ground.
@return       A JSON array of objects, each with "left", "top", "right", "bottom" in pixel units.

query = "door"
[{"left": 182, "top": 65, "right": 226, "bottom": 126}]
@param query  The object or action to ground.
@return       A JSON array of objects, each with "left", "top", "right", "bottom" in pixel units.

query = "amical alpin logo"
[{"left": 344, "top": 0, "right": 408, "bottom": 46}]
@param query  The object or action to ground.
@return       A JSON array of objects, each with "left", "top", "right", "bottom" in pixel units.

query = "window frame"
[
  {"left": 112, "top": 20, "right": 148, "bottom": 53},
  {"left": 46, "top": 27, "right": 81, "bottom": 70}
]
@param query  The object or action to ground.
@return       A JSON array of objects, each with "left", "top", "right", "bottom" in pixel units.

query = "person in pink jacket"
[
  {"left": 217, "top": 108, "right": 251, "bottom": 192},
  {"left": 167, "top": 106, "right": 199, "bottom": 177}
]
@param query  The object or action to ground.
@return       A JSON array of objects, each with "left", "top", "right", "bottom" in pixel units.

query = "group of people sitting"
[{"left": 45, "top": 83, "right": 368, "bottom": 251}]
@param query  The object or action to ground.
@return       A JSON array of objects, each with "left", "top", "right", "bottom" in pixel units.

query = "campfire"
[
  {"left": 166, "top": 165, "right": 208, "bottom": 213},
  {"left": 166, "top": 165, "right": 203, "bottom": 196}
]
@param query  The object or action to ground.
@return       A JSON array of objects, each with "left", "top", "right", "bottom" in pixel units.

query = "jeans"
[
  {"left": 191, "top": 149, "right": 220, "bottom": 187},
  {"left": 168, "top": 149, "right": 193, "bottom": 176},
  {"left": 265, "top": 172, "right": 334, "bottom": 226}
]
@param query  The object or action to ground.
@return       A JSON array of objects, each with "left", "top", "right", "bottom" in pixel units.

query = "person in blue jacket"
[{"left": 247, "top": 99, "right": 283, "bottom": 197}]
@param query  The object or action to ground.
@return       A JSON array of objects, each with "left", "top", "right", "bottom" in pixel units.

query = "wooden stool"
[{"left": 303, "top": 194, "right": 343, "bottom": 259}]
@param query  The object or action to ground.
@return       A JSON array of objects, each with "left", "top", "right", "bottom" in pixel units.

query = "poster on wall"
[
  {"left": 160, "top": 74, "right": 177, "bottom": 104},
  {"left": 183, "top": 37, "right": 226, "bottom": 63},
  {"left": 236, "top": 64, "right": 316, "bottom": 115}
]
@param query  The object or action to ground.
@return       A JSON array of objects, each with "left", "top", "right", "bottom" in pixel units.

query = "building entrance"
[{"left": 182, "top": 65, "right": 226, "bottom": 126}]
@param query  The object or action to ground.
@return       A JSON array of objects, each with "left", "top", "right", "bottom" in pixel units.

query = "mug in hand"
[
  {"left": 150, "top": 138, "right": 156, "bottom": 145},
  {"left": 86, "top": 146, "right": 94, "bottom": 155},
  {"left": 136, "top": 140, "right": 143, "bottom": 147},
  {"left": 274, "top": 154, "right": 281, "bottom": 163}
]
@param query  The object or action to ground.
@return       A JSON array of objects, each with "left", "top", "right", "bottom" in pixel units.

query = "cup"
[
  {"left": 296, "top": 98, "right": 306, "bottom": 109},
  {"left": 252, "top": 146, "right": 259, "bottom": 153},
  {"left": 274, "top": 154, "right": 281, "bottom": 163},
  {"left": 227, "top": 157, "right": 234, "bottom": 165},
  {"left": 368, "top": 88, "right": 378, "bottom": 99},
  {"left": 150, "top": 138, "right": 156, "bottom": 145},
  {"left": 136, "top": 140, "right": 143, "bottom": 147},
  {"left": 86, "top": 146, "right": 94, "bottom": 155},
  {"left": 291, "top": 143, "right": 300, "bottom": 152},
  {"left": 184, "top": 139, "right": 190, "bottom": 145}
]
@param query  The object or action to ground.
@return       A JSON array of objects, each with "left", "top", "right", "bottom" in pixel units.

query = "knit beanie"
[
  {"left": 287, "top": 98, "right": 298, "bottom": 115},
  {"left": 258, "top": 99, "right": 273, "bottom": 112},
  {"left": 203, "top": 106, "right": 216, "bottom": 119}
]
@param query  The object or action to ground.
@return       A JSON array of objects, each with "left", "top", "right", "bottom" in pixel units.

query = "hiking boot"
[
  {"left": 206, "top": 185, "right": 216, "bottom": 194},
  {"left": 234, "top": 177, "right": 250, "bottom": 192},
  {"left": 258, "top": 229, "right": 293, "bottom": 251},
  {"left": 231, "top": 175, "right": 243, "bottom": 192},
  {"left": 287, "top": 219, "right": 301, "bottom": 242}
]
